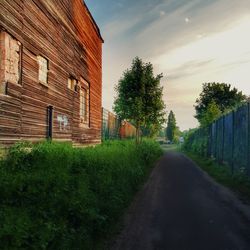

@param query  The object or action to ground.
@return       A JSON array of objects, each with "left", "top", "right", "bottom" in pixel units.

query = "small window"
[
  {"left": 37, "top": 55, "right": 48, "bottom": 85},
  {"left": 79, "top": 78, "right": 89, "bottom": 126},
  {"left": 68, "top": 77, "right": 77, "bottom": 91},
  {"left": 0, "top": 31, "right": 21, "bottom": 94}
]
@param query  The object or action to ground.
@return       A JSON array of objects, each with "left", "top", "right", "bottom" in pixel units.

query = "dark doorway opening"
[{"left": 47, "top": 105, "right": 53, "bottom": 140}]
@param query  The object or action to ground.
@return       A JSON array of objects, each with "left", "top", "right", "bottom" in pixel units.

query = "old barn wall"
[{"left": 0, "top": 0, "right": 103, "bottom": 146}]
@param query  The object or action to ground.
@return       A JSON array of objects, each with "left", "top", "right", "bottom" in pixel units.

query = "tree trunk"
[
  {"left": 136, "top": 122, "right": 141, "bottom": 144},
  {"left": 136, "top": 127, "right": 139, "bottom": 144}
]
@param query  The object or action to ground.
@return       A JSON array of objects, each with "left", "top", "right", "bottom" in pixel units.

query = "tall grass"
[
  {"left": 184, "top": 151, "right": 250, "bottom": 203},
  {"left": 0, "top": 140, "right": 162, "bottom": 250}
]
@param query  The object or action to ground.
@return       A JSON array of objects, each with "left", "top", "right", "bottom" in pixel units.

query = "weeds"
[
  {"left": 184, "top": 151, "right": 250, "bottom": 203},
  {"left": 0, "top": 140, "right": 162, "bottom": 250}
]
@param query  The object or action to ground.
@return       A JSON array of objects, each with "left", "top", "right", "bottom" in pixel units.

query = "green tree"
[
  {"left": 195, "top": 82, "right": 246, "bottom": 125},
  {"left": 158, "top": 127, "right": 166, "bottom": 138},
  {"left": 200, "top": 100, "right": 222, "bottom": 127},
  {"left": 166, "top": 111, "right": 177, "bottom": 142},
  {"left": 114, "top": 57, "right": 166, "bottom": 143},
  {"left": 173, "top": 126, "right": 182, "bottom": 143}
]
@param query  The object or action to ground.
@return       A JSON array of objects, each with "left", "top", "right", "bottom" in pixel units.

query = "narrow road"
[{"left": 112, "top": 152, "right": 250, "bottom": 250}]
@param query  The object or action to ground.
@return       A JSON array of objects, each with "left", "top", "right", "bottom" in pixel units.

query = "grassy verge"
[
  {"left": 0, "top": 140, "right": 163, "bottom": 250},
  {"left": 0, "top": 147, "right": 6, "bottom": 160},
  {"left": 183, "top": 150, "right": 250, "bottom": 203}
]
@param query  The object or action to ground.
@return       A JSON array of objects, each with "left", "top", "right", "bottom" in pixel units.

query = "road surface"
[{"left": 112, "top": 152, "right": 250, "bottom": 250}]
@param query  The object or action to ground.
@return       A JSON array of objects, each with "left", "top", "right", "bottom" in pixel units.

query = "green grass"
[
  {"left": 0, "top": 147, "right": 6, "bottom": 160},
  {"left": 183, "top": 150, "right": 250, "bottom": 203},
  {"left": 0, "top": 140, "right": 163, "bottom": 250}
]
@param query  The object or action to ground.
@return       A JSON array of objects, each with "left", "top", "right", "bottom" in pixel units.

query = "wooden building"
[{"left": 0, "top": 0, "right": 103, "bottom": 146}]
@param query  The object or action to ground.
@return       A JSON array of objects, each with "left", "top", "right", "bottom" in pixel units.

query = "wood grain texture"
[{"left": 0, "top": 0, "right": 103, "bottom": 146}]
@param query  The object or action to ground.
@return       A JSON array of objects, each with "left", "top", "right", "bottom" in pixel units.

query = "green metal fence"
[{"left": 102, "top": 108, "right": 121, "bottom": 141}]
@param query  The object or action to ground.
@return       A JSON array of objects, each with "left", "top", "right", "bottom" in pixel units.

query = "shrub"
[
  {"left": 183, "top": 128, "right": 208, "bottom": 156},
  {"left": 0, "top": 140, "right": 162, "bottom": 250}
]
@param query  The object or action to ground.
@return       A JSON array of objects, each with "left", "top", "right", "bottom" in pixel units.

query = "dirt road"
[{"left": 112, "top": 152, "right": 250, "bottom": 250}]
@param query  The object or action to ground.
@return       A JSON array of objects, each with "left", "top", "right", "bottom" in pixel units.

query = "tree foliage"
[
  {"left": 195, "top": 83, "right": 246, "bottom": 125},
  {"left": 114, "top": 57, "right": 166, "bottom": 142},
  {"left": 199, "top": 100, "right": 222, "bottom": 127},
  {"left": 166, "top": 110, "right": 177, "bottom": 142}
]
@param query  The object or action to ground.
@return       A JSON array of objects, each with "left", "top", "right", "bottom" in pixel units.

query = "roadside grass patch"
[
  {"left": 0, "top": 147, "right": 6, "bottom": 160},
  {"left": 183, "top": 151, "right": 250, "bottom": 202},
  {"left": 0, "top": 140, "right": 162, "bottom": 250}
]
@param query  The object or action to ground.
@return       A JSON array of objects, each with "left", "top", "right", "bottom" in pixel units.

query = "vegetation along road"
[{"left": 112, "top": 151, "right": 250, "bottom": 250}]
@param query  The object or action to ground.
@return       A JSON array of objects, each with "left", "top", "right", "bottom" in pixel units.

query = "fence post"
[
  {"left": 215, "top": 120, "right": 219, "bottom": 163},
  {"left": 107, "top": 111, "right": 110, "bottom": 140},
  {"left": 212, "top": 123, "right": 215, "bottom": 158},
  {"left": 221, "top": 116, "right": 225, "bottom": 164},
  {"left": 210, "top": 124, "right": 213, "bottom": 158},
  {"left": 231, "top": 111, "right": 235, "bottom": 175},
  {"left": 247, "top": 103, "right": 250, "bottom": 176},
  {"left": 207, "top": 125, "right": 211, "bottom": 158}
]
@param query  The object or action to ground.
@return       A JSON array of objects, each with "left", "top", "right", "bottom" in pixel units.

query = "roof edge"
[{"left": 83, "top": 1, "right": 104, "bottom": 43}]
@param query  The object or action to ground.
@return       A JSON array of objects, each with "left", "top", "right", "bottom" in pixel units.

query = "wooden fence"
[{"left": 187, "top": 103, "right": 250, "bottom": 177}]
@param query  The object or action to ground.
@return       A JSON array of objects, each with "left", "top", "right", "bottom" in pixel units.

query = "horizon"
[{"left": 85, "top": 0, "right": 250, "bottom": 131}]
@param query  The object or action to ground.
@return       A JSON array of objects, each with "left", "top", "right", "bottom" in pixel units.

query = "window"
[
  {"left": 0, "top": 31, "right": 21, "bottom": 94},
  {"left": 79, "top": 78, "right": 89, "bottom": 126},
  {"left": 68, "top": 77, "right": 77, "bottom": 91},
  {"left": 37, "top": 55, "right": 48, "bottom": 85}
]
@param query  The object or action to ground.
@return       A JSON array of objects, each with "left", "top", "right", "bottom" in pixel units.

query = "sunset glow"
[{"left": 86, "top": 0, "right": 250, "bottom": 130}]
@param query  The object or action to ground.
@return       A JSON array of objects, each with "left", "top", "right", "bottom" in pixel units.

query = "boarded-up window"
[
  {"left": 68, "top": 77, "right": 77, "bottom": 91},
  {"left": 80, "top": 78, "right": 89, "bottom": 126},
  {"left": 37, "top": 56, "right": 48, "bottom": 85},
  {"left": 0, "top": 31, "right": 21, "bottom": 93}
]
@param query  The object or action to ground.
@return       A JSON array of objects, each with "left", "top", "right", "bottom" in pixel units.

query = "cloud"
[
  {"left": 166, "top": 59, "right": 214, "bottom": 81},
  {"left": 160, "top": 11, "right": 165, "bottom": 17},
  {"left": 86, "top": 0, "right": 250, "bottom": 130}
]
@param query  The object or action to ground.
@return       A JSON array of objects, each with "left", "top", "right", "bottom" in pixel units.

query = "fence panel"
[
  {"left": 102, "top": 108, "right": 109, "bottom": 140},
  {"left": 187, "top": 102, "right": 250, "bottom": 177},
  {"left": 233, "top": 105, "right": 248, "bottom": 174},
  {"left": 108, "top": 112, "right": 121, "bottom": 139},
  {"left": 102, "top": 108, "right": 136, "bottom": 141},
  {"left": 211, "top": 122, "right": 217, "bottom": 158},
  {"left": 120, "top": 121, "right": 137, "bottom": 139},
  {"left": 216, "top": 117, "right": 224, "bottom": 163},
  {"left": 223, "top": 113, "right": 234, "bottom": 166}
]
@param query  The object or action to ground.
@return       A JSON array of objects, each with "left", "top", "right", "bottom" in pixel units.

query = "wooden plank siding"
[{"left": 0, "top": 0, "right": 103, "bottom": 146}]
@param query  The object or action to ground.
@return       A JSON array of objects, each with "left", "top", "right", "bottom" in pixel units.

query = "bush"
[
  {"left": 183, "top": 128, "right": 208, "bottom": 156},
  {"left": 0, "top": 140, "right": 162, "bottom": 250}
]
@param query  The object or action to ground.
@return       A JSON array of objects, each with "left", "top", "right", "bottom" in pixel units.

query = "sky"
[{"left": 85, "top": 0, "right": 250, "bottom": 131}]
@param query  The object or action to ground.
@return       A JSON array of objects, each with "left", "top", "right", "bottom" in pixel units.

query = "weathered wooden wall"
[{"left": 0, "top": 0, "right": 103, "bottom": 146}]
